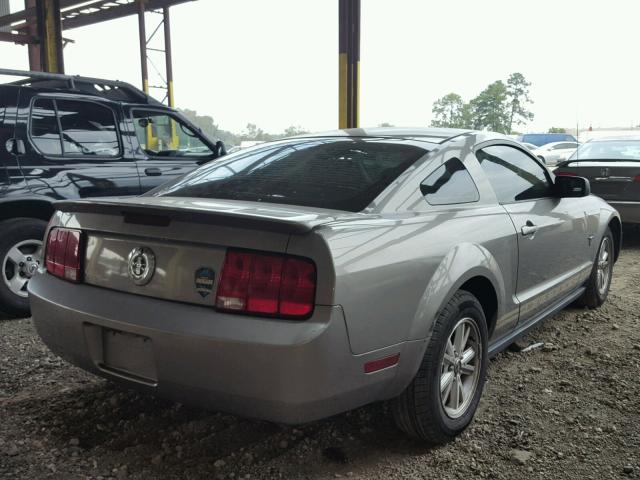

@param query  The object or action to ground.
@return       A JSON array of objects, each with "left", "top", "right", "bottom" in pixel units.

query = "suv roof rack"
[{"left": 0, "top": 68, "right": 163, "bottom": 105}]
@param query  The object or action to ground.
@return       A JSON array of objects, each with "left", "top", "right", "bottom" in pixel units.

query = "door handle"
[
  {"left": 521, "top": 221, "right": 538, "bottom": 236},
  {"left": 144, "top": 167, "right": 162, "bottom": 176}
]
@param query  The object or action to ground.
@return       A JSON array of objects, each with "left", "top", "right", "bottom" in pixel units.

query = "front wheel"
[
  {"left": 577, "top": 228, "right": 614, "bottom": 308},
  {"left": 0, "top": 218, "right": 47, "bottom": 317},
  {"left": 392, "top": 290, "right": 488, "bottom": 443}
]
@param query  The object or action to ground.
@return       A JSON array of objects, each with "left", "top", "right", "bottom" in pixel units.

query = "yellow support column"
[{"left": 338, "top": 0, "right": 360, "bottom": 129}]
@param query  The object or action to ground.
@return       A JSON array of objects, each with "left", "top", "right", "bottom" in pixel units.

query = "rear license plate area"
[{"left": 84, "top": 324, "right": 158, "bottom": 385}]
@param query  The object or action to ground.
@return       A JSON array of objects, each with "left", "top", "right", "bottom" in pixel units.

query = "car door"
[
  {"left": 14, "top": 90, "right": 141, "bottom": 201},
  {"left": 475, "top": 144, "right": 593, "bottom": 323},
  {"left": 0, "top": 85, "right": 28, "bottom": 196},
  {"left": 124, "top": 106, "right": 216, "bottom": 192}
]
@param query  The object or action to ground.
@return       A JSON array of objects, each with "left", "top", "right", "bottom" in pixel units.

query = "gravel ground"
[{"left": 1, "top": 229, "right": 639, "bottom": 480}]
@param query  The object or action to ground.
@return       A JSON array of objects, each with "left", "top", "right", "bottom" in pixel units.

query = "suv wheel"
[
  {"left": 0, "top": 218, "right": 47, "bottom": 317},
  {"left": 392, "top": 290, "right": 488, "bottom": 443}
]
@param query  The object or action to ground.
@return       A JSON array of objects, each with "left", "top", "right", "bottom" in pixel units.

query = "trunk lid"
[
  {"left": 53, "top": 197, "right": 354, "bottom": 306},
  {"left": 557, "top": 160, "right": 640, "bottom": 201}
]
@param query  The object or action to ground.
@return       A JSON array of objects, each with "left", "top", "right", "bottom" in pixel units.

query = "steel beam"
[
  {"left": 338, "top": 0, "right": 360, "bottom": 129},
  {"left": 138, "top": 0, "right": 149, "bottom": 94},
  {"left": 63, "top": 0, "right": 193, "bottom": 30}
]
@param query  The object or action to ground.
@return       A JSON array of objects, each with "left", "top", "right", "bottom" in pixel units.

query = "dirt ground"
[{"left": 1, "top": 230, "right": 639, "bottom": 480}]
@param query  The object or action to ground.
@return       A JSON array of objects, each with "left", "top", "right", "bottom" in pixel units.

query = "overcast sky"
[{"left": 3, "top": 0, "right": 640, "bottom": 134}]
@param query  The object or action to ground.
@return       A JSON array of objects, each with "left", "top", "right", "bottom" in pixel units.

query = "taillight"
[
  {"left": 216, "top": 249, "right": 316, "bottom": 319},
  {"left": 45, "top": 227, "right": 83, "bottom": 283},
  {"left": 634, "top": 175, "right": 640, "bottom": 183}
]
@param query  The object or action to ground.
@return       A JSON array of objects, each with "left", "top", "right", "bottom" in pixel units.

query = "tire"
[
  {"left": 576, "top": 228, "right": 614, "bottom": 309},
  {"left": 392, "top": 290, "right": 488, "bottom": 444},
  {"left": 0, "top": 218, "right": 47, "bottom": 317}
]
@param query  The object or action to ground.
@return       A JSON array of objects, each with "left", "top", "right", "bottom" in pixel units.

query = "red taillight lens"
[
  {"left": 634, "top": 175, "right": 640, "bottom": 183},
  {"left": 45, "top": 227, "right": 83, "bottom": 283},
  {"left": 216, "top": 249, "right": 316, "bottom": 318},
  {"left": 555, "top": 171, "right": 577, "bottom": 176}
]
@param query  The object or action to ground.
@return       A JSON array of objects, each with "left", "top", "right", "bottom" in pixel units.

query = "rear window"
[
  {"left": 569, "top": 140, "right": 640, "bottom": 161},
  {"left": 152, "top": 138, "right": 427, "bottom": 211},
  {"left": 520, "top": 134, "right": 577, "bottom": 146}
]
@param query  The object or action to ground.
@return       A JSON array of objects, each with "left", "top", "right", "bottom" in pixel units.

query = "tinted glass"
[
  {"left": 56, "top": 100, "right": 119, "bottom": 156},
  {"left": 568, "top": 140, "right": 640, "bottom": 161},
  {"left": 133, "top": 110, "right": 212, "bottom": 158},
  {"left": 152, "top": 138, "right": 427, "bottom": 212},
  {"left": 476, "top": 145, "right": 551, "bottom": 203},
  {"left": 30, "top": 98, "right": 62, "bottom": 155},
  {"left": 420, "top": 158, "right": 479, "bottom": 205},
  {"left": 520, "top": 134, "right": 576, "bottom": 146}
]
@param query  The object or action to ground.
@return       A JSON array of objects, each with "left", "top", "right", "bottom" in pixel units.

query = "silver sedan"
[{"left": 29, "top": 128, "right": 620, "bottom": 443}]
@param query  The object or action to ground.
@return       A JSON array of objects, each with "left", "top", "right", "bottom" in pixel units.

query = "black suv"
[{"left": 0, "top": 69, "right": 225, "bottom": 317}]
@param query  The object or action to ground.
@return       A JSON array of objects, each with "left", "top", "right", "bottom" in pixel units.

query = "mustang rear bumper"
[{"left": 29, "top": 273, "right": 424, "bottom": 424}]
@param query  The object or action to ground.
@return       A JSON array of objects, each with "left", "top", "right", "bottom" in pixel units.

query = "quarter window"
[
  {"left": 476, "top": 145, "right": 552, "bottom": 203},
  {"left": 420, "top": 158, "right": 479, "bottom": 205},
  {"left": 133, "top": 110, "right": 212, "bottom": 158},
  {"left": 30, "top": 98, "right": 119, "bottom": 157}
]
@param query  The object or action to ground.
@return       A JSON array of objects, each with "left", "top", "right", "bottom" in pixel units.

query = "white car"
[{"left": 532, "top": 141, "right": 580, "bottom": 166}]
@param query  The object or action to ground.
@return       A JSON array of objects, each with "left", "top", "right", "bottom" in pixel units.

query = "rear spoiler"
[{"left": 54, "top": 200, "right": 323, "bottom": 235}]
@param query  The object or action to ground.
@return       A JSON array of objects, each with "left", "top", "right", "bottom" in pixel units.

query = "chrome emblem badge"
[{"left": 127, "top": 247, "right": 156, "bottom": 286}]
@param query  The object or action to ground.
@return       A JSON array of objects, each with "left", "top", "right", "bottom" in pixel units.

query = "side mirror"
[
  {"left": 215, "top": 140, "right": 227, "bottom": 157},
  {"left": 554, "top": 175, "right": 590, "bottom": 198}
]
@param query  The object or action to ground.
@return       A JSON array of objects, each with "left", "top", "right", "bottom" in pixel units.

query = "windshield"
[
  {"left": 568, "top": 140, "right": 640, "bottom": 161},
  {"left": 150, "top": 137, "right": 428, "bottom": 212}
]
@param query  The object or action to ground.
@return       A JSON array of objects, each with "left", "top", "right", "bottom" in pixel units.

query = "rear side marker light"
[
  {"left": 45, "top": 227, "right": 83, "bottom": 283},
  {"left": 364, "top": 353, "right": 401, "bottom": 374},
  {"left": 216, "top": 249, "right": 316, "bottom": 319},
  {"left": 634, "top": 175, "right": 640, "bottom": 183}
]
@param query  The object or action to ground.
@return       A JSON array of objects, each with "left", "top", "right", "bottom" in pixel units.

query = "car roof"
[
  {"left": 540, "top": 141, "right": 578, "bottom": 148},
  {"left": 588, "top": 136, "right": 640, "bottom": 142},
  {"left": 294, "top": 127, "right": 506, "bottom": 145}
]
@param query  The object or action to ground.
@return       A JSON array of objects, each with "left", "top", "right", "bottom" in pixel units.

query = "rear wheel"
[
  {"left": 577, "top": 228, "right": 614, "bottom": 308},
  {"left": 392, "top": 290, "right": 488, "bottom": 443},
  {"left": 0, "top": 218, "right": 47, "bottom": 317}
]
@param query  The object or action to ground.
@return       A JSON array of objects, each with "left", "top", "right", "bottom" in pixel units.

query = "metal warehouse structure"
[{"left": 0, "top": 0, "right": 362, "bottom": 126}]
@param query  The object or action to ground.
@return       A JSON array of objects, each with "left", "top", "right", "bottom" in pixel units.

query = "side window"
[
  {"left": 30, "top": 99, "right": 62, "bottom": 155},
  {"left": 476, "top": 145, "right": 552, "bottom": 203},
  {"left": 56, "top": 99, "right": 119, "bottom": 156},
  {"left": 30, "top": 98, "right": 119, "bottom": 157},
  {"left": 420, "top": 158, "right": 479, "bottom": 205},
  {"left": 133, "top": 110, "right": 213, "bottom": 159}
]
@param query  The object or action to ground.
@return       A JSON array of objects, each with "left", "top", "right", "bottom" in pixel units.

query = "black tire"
[
  {"left": 0, "top": 218, "right": 47, "bottom": 317},
  {"left": 577, "top": 228, "right": 614, "bottom": 309},
  {"left": 392, "top": 290, "right": 488, "bottom": 444}
]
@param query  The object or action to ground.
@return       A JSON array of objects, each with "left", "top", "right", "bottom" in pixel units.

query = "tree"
[
  {"left": 506, "top": 73, "right": 534, "bottom": 133},
  {"left": 548, "top": 127, "right": 567, "bottom": 133},
  {"left": 468, "top": 81, "right": 509, "bottom": 133},
  {"left": 378, "top": 122, "right": 395, "bottom": 127},
  {"left": 283, "top": 125, "right": 309, "bottom": 137},
  {"left": 431, "top": 93, "right": 468, "bottom": 128}
]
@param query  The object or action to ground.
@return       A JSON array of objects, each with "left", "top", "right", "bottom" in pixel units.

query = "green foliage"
[
  {"left": 283, "top": 125, "right": 309, "bottom": 137},
  {"left": 506, "top": 73, "right": 534, "bottom": 133},
  {"left": 378, "top": 122, "right": 395, "bottom": 127},
  {"left": 431, "top": 93, "right": 469, "bottom": 128},
  {"left": 430, "top": 73, "right": 534, "bottom": 134},
  {"left": 469, "top": 81, "right": 510, "bottom": 133},
  {"left": 548, "top": 127, "right": 567, "bottom": 133}
]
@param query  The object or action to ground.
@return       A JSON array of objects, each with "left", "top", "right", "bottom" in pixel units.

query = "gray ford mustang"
[{"left": 29, "top": 128, "right": 620, "bottom": 443}]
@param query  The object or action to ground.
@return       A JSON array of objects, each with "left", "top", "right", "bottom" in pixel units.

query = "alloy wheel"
[
  {"left": 2, "top": 239, "right": 43, "bottom": 298},
  {"left": 440, "top": 317, "right": 482, "bottom": 419}
]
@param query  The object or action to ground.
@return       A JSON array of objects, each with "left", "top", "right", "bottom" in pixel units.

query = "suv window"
[
  {"left": 30, "top": 98, "right": 62, "bottom": 155},
  {"left": 420, "top": 158, "right": 479, "bottom": 205},
  {"left": 476, "top": 145, "right": 552, "bottom": 203},
  {"left": 30, "top": 98, "right": 119, "bottom": 157},
  {"left": 133, "top": 110, "right": 212, "bottom": 158}
]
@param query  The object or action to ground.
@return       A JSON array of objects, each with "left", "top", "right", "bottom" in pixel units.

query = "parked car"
[
  {"left": 531, "top": 141, "right": 580, "bottom": 166},
  {"left": 555, "top": 136, "right": 640, "bottom": 224},
  {"left": 0, "top": 69, "right": 225, "bottom": 316},
  {"left": 521, "top": 142, "right": 538, "bottom": 151},
  {"left": 518, "top": 133, "right": 577, "bottom": 147},
  {"left": 30, "top": 128, "right": 620, "bottom": 443}
]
